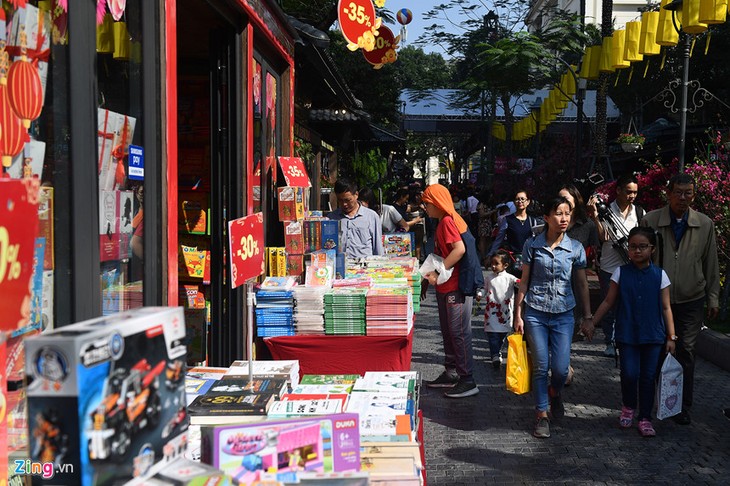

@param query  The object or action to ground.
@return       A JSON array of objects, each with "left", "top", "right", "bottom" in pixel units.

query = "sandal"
[
  {"left": 638, "top": 419, "right": 656, "bottom": 437},
  {"left": 619, "top": 406, "right": 634, "bottom": 428}
]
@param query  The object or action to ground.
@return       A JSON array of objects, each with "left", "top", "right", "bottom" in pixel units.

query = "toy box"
[
  {"left": 200, "top": 413, "right": 361, "bottom": 483},
  {"left": 24, "top": 307, "right": 189, "bottom": 485}
]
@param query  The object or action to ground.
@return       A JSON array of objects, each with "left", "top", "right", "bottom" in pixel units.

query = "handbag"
[
  {"left": 506, "top": 334, "right": 531, "bottom": 395},
  {"left": 656, "top": 353, "right": 683, "bottom": 420}
]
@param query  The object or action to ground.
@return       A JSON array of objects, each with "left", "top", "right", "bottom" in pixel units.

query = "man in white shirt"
[{"left": 588, "top": 174, "right": 642, "bottom": 358}]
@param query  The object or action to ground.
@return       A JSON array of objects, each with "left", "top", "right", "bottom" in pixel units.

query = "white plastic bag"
[
  {"left": 656, "top": 353, "right": 683, "bottom": 420},
  {"left": 418, "top": 254, "right": 453, "bottom": 285}
]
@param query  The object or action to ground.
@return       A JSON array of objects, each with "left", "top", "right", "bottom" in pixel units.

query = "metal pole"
[
  {"left": 678, "top": 34, "right": 690, "bottom": 172},
  {"left": 576, "top": 90, "right": 583, "bottom": 171},
  {"left": 247, "top": 283, "right": 255, "bottom": 382}
]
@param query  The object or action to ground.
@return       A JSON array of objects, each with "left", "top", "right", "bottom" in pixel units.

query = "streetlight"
[
  {"left": 663, "top": 0, "right": 689, "bottom": 171},
  {"left": 530, "top": 98, "right": 542, "bottom": 164}
]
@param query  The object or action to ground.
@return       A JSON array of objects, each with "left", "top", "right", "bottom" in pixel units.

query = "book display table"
[{"left": 264, "top": 328, "right": 414, "bottom": 378}]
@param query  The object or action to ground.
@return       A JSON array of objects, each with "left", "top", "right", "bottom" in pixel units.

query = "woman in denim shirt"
[{"left": 513, "top": 196, "right": 594, "bottom": 438}]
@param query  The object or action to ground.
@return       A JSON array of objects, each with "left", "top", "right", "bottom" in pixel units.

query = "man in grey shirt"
[{"left": 327, "top": 179, "right": 384, "bottom": 258}]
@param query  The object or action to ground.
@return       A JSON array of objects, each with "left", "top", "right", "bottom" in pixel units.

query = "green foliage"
[
  {"left": 351, "top": 148, "right": 389, "bottom": 192},
  {"left": 397, "top": 46, "right": 455, "bottom": 90}
]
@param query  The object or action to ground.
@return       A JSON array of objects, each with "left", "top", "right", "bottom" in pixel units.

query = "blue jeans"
[
  {"left": 598, "top": 269, "right": 616, "bottom": 345},
  {"left": 524, "top": 307, "right": 574, "bottom": 412},
  {"left": 487, "top": 332, "right": 508, "bottom": 360},
  {"left": 435, "top": 290, "right": 475, "bottom": 381},
  {"left": 618, "top": 343, "right": 663, "bottom": 420}
]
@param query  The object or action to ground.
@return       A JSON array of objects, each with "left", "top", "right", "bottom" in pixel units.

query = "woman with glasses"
[
  {"left": 490, "top": 190, "right": 540, "bottom": 276},
  {"left": 588, "top": 227, "right": 676, "bottom": 437},
  {"left": 513, "top": 196, "right": 592, "bottom": 438}
]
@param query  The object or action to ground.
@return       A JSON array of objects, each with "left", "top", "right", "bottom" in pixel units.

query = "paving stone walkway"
[{"left": 411, "top": 290, "right": 730, "bottom": 485}]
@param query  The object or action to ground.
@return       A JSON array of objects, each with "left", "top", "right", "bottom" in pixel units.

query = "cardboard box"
[
  {"left": 25, "top": 307, "right": 189, "bottom": 485},
  {"left": 284, "top": 221, "right": 304, "bottom": 254},
  {"left": 277, "top": 187, "right": 305, "bottom": 222}
]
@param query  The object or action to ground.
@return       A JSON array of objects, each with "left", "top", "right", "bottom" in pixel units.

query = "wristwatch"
[{"left": 668, "top": 334, "right": 678, "bottom": 342}]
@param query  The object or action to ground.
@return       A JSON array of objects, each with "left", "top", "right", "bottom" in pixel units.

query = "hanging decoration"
[
  {"left": 396, "top": 8, "right": 413, "bottom": 42},
  {"left": 639, "top": 12, "right": 661, "bottom": 56},
  {"left": 699, "top": 0, "right": 728, "bottom": 24},
  {"left": 108, "top": 0, "right": 127, "bottom": 21},
  {"left": 112, "top": 20, "right": 131, "bottom": 60},
  {"left": 97, "top": 13, "right": 114, "bottom": 53},
  {"left": 682, "top": 0, "right": 708, "bottom": 34},
  {"left": 337, "top": 0, "right": 382, "bottom": 52},
  {"left": 362, "top": 25, "right": 400, "bottom": 69},
  {"left": 624, "top": 21, "right": 643, "bottom": 63},
  {"left": 7, "top": 29, "right": 44, "bottom": 129},
  {"left": 610, "top": 30, "right": 631, "bottom": 70},
  {"left": 96, "top": 0, "right": 107, "bottom": 25},
  {"left": 0, "top": 51, "right": 30, "bottom": 168}
]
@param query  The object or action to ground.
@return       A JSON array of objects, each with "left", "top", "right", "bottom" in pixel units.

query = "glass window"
[{"left": 96, "top": 0, "right": 145, "bottom": 314}]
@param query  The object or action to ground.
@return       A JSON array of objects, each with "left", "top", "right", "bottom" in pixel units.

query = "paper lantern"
[
  {"left": 0, "top": 72, "right": 29, "bottom": 166},
  {"left": 588, "top": 45, "right": 602, "bottom": 80},
  {"left": 682, "top": 0, "right": 708, "bottom": 34},
  {"left": 96, "top": 13, "right": 114, "bottom": 53},
  {"left": 396, "top": 8, "right": 413, "bottom": 25},
  {"left": 599, "top": 37, "right": 615, "bottom": 72},
  {"left": 579, "top": 47, "right": 592, "bottom": 79},
  {"left": 639, "top": 12, "right": 662, "bottom": 55},
  {"left": 611, "top": 31, "right": 631, "bottom": 69},
  {"left": 658, "top": 0, "right": 680, "bottom": 46},
  {"left": 699, "top": 0, "right": 728, "bottom": 24},
  {"left": 7, "top": 36, "right": 44, "bottom": 129},
  {"left": 624, "top": 21, "right": 644, "bottom": 62},
  {"left": 113, "top": 21, "right": 131, "bottom": 60}
]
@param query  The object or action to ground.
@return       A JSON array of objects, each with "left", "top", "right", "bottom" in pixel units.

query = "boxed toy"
[
  {"left": 200, "top": 413, "right": 361, "bottom": 484},
  {"left": 24, "top": 307, "right": 189, "bottom": 485}
]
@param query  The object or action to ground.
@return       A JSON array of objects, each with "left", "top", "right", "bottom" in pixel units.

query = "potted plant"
[
  {"left": 320, "top": 174, "right": 333, "bottom": 194},
  {"left": 616, "top": 133, "right": 645, "bottom": 152}
]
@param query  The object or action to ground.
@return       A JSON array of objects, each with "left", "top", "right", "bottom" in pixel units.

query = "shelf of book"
[{"left": 264, "top": 327, "right": 414, "bottom": 378}]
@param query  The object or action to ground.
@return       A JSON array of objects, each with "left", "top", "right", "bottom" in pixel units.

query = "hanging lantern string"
[
  {"left": 614, "top": 70, "right": 620, "bottom": 87},
  {"left": 690, "top": 36, "right": 696, "bottom": 57},
  {"left": 705, "top": 32, "right": 711, "bottom": 55},
  {"left": 627, "top": 65, "right": 634, "bottom": 85},
  {"left": 660, "top": 50, "right": 666, "bottom": 70},
  {"left": 644, "top": 58, "right": 650, "bottom": 78}
]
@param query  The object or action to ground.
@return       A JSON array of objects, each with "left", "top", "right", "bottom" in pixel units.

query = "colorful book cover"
[
  {"left": 200, "top": 413, "right": 361, "bottom": 483},
  {"left": 300, "top": 374, "right": 361, "bottom": 385},
  {"left": 209, "top": 378, "right": 288, "bottom": 397},
  {"left": 28, "top": 238, "right": 46, "bottom": 330},
  {"left": 286, "top": 254, "right": 304, "bottom": 282},
  {"left": 284, "top": 221, "right": 304, "bottom": 254},
  {"left": 180, "top": 192, "right": 209, "bottom": 234},
  {"left": 382, "top": 232, "right": 414, "bottom": 257},
  {"left": 278, "top": 186, "right": 300, "bottom": 222},
  {"left": 188, "top": 393, "right": 275, "bottom": 425},
  {"left": 180, "top": 245, "right": 207, "bottom": 279},
  {"left": 321, "top": 220, "right": 338, "bottom": 251}
]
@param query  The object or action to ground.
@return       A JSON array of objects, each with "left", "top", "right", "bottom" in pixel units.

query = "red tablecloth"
[{"left": 264, "top": 328, "right": 413, "bottom": 378}]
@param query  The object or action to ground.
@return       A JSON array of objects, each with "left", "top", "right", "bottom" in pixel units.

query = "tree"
[{"left": 396, "top": 46, "right": 455, "bottom": 90}]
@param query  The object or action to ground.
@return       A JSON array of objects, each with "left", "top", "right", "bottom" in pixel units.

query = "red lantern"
[
  {"left": 7, "top": 57, "right": 43, "bottom": 129},
  {"left": 0, "top": 82, "right": 29, "bottom": 167}
]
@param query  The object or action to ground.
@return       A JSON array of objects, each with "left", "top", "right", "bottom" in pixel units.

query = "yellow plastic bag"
[{"left": 506, "top": 333, "right": 531, "bottom": 395}]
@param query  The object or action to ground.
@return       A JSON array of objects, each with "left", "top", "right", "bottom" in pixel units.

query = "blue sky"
[{"left": 385, "top": 1, "right": 451, "bottom": 55}]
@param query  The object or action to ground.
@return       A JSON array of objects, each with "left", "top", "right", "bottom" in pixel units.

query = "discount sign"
[
  {"left": 277, "top": 156, "right": 311, "bottom": 188},
  {"left": 0, "top": 179, "right": 41, "bottom": 331},
  {"left": 362, "top": 25, "right": 399, "bottom": 69},
  {"left": 228, "top": 213, "right": 265, "bottom": 288},
  {"left": 337, "top": 0, "right": 380, "bottom": 51}
]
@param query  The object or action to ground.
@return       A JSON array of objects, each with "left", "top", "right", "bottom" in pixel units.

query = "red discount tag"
[
  {"left": 337, "top": 0, "right": 379, "bottom": 50},
  {"left": 362, "top": 25, "right": 399, "bottom": 68},
  {"left": 277, "top": 156, "right": 311, "bottom": 188},
  {"left": 0, "top": 178, "right": 41, "bottom": 331},
  {"left": 228, "top": 213, "right": 265, "bottom": 288}
]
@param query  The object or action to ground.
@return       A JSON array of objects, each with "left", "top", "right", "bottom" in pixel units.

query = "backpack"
[{"left": 458, "top": 228, "right": 484, "bottom": 297}]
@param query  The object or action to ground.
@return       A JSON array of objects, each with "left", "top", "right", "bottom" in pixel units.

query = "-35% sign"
[{"left": 0, "top": 226, "right": 22, "bottom": 284}]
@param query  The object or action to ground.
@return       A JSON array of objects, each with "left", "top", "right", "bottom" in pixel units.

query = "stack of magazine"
[
  {"left": 255, "top": 287, "right": 295, "bottom": 337},
  {"left": 292, "top": 285, "right": 327, "bottom": 335},
  {"left": 365, "top": 287, "right": 413, "bottom": 336},
  {"left": 323, "top": 288, "right": 368, "bottom": 335}
]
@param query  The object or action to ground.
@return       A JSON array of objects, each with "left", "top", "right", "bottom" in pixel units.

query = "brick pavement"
[{"left": 411, "top": 290, "right": 730, "bottom": 485}]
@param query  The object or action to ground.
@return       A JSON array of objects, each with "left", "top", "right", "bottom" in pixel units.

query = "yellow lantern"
[
  {"left": 97, "top": 14, "right": 114, "bottom": 54},
  {"left": 599, "top": 37, "right": 616, "bottom": 72},
  {"left": 588, "top": 45, "right": 601, "bottom": 80},
  {"left": 639, "top": 12, "right": 662, "bottom": 55},
  {"left": 579, "top": 48, "right": 592, "bottom": 79},
  {"left": 658, "top": 0, "right": 680, "bottom": 46},
  {"left": 699, "top": 0, "right": 728, "bottom": 24},
  {"left": 624, "top": 21, "right": 644, "bottom": 62},
  {"left": 611, "top": 31, "right": 631, "bottom": 69},
  {"left": 682, "top": 0, "right": 708, "bottom": 34}
]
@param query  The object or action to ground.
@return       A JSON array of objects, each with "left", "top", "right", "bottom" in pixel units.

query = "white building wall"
[{"left": 527, "top": 0, "right": 649, "bottom": 33}]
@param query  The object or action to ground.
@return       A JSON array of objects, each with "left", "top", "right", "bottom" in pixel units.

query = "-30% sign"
[
  {"left": 0, "top": 226, "right": 22, "bottom": 284},
  {"left": 236, "top": 234, "right": 260, "bottom": 262}
]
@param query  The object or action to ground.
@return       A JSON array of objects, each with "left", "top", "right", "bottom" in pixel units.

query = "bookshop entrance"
[{"left": 177, "top": 0, "right": 245, "bottom": 367}]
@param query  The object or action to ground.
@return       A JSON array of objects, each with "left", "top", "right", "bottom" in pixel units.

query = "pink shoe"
[
  {"left": 619, "top": 406, "right": 634, "bottom": 428},
  {"left": 638, "top": 419, "right": 656, "bottom": 437}
]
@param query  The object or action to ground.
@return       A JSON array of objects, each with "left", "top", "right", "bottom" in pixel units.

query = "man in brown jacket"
[{"left": 642, "top": 173, "right": 720, "bottom": 425}]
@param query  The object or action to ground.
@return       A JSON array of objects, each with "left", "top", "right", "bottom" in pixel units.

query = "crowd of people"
[{"left": 325, "top": 174, "right": 721, "bottom": 439}]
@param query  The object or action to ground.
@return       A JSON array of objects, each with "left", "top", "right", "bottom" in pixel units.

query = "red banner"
[
  {"left": 362, "top": 25, "right": 399, "bottom": 68},
  {"left": 337, "top": 0, "right": 378, "bottom": 50},
  {"left": 0, "top": 179, "right": 41, "bottom": 331},
  {"left": 228, "top": 213, "right": 265, "bottom": 288},
  {"left": 277, "top": 156, "right": 312, "bottom": 187}
]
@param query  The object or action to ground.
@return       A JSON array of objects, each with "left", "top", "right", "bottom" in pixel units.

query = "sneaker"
[
  {"left": 638, "top": 419, "right": 656, "bottom": 437},
  {"left": 603, "top": 344, "right": 615, "bottom": 357},
  {"left": 491, "top": 355, "right": 502, "bottom": 369},
  {"left": 671, "top": 409, "right": 691, "bottom": 425},
  {"left": 425, "top": 371, "right": 459, "bottom": 388},
  {"left": 444, "top": 380, "right": 479, "bottom": 398},
  {"left": 533, "top": 416, "right": 551, "bottom": 438},
  {"left": 619, "top": 406, "right": 635, "bottom": 428},
  {"left": 549, "top": 390, "right": 564, "bottom": 419}
]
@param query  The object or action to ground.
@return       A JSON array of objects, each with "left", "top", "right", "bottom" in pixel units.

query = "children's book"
[
  {"left": 300, "top": 374, "right": 360, "bottom": 385},
  {"left": 188, "top": 392, "right": 275, "bottom": 425},
  {"left": 208, "top": 378, "right": 288, "bottom": 397}
]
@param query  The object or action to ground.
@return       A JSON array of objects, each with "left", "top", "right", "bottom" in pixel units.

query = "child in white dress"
[{"left": 484, "top": 250, "right": 518, "bottom": 368}]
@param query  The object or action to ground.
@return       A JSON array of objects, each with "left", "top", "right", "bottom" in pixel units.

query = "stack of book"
[
  {"left": 292, "top": 285, "right": 327, "bottom": 335},
  {"left": 255, "top": 289, "right": 295, "bottom": 337},
  {"left": 323, "top": 288, "right": 367, "bottom": 335},
  {"left": 365, "top": 287, "right": 413, "bottom": 336},
  {"left": 226, "top": 359, "right": 301, "bottom": 388}
]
